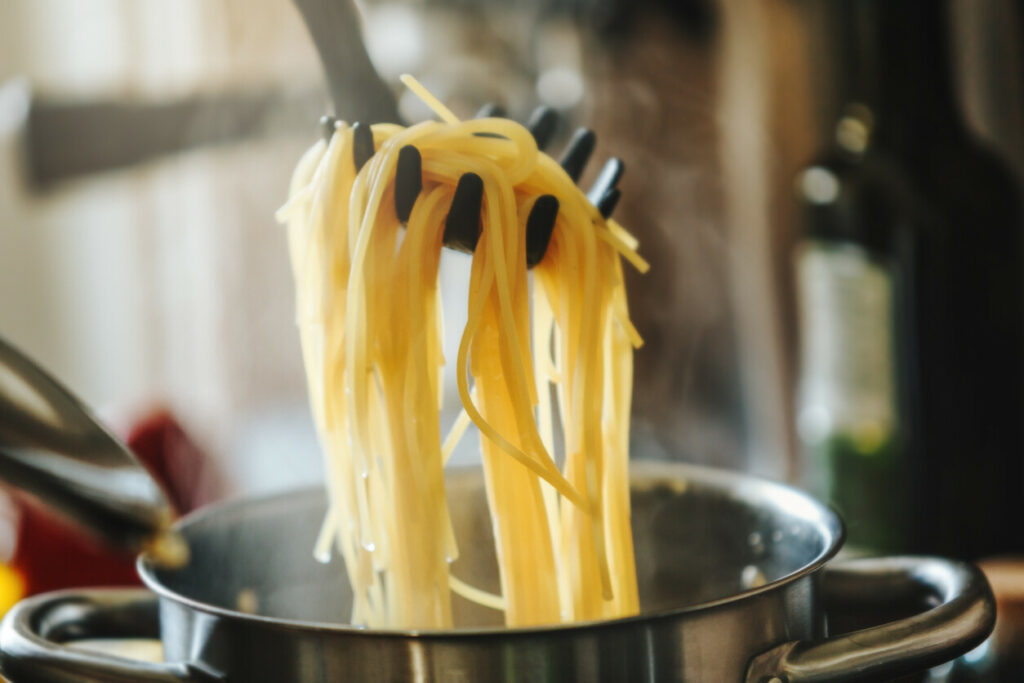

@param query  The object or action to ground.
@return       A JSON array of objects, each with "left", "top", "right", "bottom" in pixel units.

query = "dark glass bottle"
[{"left": 794, "top": 0, "right": 1024, "bottom": 559}]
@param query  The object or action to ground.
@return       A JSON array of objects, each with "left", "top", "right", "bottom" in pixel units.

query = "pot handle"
[
  {"left": 746, "top": 556, "right": 995, "bottom": 683},
  {"left": 0, "top": 588, "right": 223, "bottom": 682}
]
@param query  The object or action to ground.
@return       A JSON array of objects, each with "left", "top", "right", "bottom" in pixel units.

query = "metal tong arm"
[
  {"left": 291, "top": 0, "right": 399, "bottom": 124},
  {"left": 0, "top": 335, "right": 181, "bottom": 561}
]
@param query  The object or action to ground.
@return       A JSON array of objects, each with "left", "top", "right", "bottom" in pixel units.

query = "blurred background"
[
  {"left": 1, "top": 0, "right": 1024, "bottom": 670},
  {"left": 0, "top": 0, "right": 749, "bottom": 498}
]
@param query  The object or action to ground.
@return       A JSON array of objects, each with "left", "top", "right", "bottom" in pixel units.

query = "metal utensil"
[
  {"left": 0, "top": 334, "right": 185, "bottom": 565},
  {"left": 291, "top": 0, "right": 399, "bottom": 124},
  {"left": 0, "top": 461, "right": 995, "bottom": 682}
]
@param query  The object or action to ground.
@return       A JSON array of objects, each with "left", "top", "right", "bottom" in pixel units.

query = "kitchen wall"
[{"left": 0, "top": 1, "right": 326, "bottom": 494}]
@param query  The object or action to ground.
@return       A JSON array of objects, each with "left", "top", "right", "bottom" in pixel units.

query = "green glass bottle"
[
  {"left": 795, "top": 105, "right": 914, "bottom": 554},
  {"left": 794, "top": 0, "right": 1024, "bottom": 558}
]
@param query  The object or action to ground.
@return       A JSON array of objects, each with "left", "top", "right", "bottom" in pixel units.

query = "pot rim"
[{"left": 137, "top": 460, "right": 845, "bottom": 637}]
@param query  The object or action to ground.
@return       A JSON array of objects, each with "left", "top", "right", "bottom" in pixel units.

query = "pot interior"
[{"left": 143, "top": 461, "right": 841, "bottom": 629}]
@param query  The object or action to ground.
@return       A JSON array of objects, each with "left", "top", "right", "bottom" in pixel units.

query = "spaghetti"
[{"left": 278, "top": 77, "right": 648, "bottom": 628}]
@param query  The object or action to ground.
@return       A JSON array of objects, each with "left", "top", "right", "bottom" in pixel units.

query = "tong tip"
[
  {"left": 320, "top": 115, "right": 338, "bottom": 142},
  {"left": 560, "top": 128, "right": 597, "bottom": 182},
  {"left": 444, "top": 173, "right": 484, "bottom": 254},
  {"left": 527, "top": 106, "right": 559, "bottom": 150},
  {"left": 526, "top": 195, "right": 560, "bottom": 268},
  {"left": 597, "top": 187, "right": 622, "bottom": 219},
  {"left": 587, "top": 157, "right": 625, "bottom": 218},
  {"left": 352, "top": 121, "right": 375, "bottom": 172},
  {"left": 475, "top": 103, "right": 507, "bottom": 119},
  {"left": 395, "top": 145, "right": 422, "bottom": 223}
]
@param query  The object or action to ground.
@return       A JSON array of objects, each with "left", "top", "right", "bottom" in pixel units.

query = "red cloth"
[
  {"left": 125, "top": 408, "right": 222, "bottom": 514},
  {"left": 11, "top": 500, "right": 140, "bottom": 594}
]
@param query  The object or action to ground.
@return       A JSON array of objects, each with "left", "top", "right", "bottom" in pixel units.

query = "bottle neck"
[{"left": 837, "top": 0, "right": 965, "bottom": 152}]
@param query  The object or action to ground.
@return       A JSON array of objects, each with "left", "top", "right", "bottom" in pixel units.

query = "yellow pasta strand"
[{"left": 400, "top": 74, "right": 461, "bottom": 125}]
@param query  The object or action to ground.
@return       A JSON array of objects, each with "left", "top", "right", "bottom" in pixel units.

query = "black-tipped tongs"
[
  {"left": 321, "top": 110, "right": 624, "bottom": 268},
  {"left": 292, "top": 0, "right": 624, "bottom": 269}
]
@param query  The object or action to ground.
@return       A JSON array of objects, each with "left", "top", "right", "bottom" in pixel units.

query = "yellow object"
[
  {"left": 278, "top": 76, "right": 647, "bottom": 629},
  {"left": 0, "top": 564, "right": 25, "bottom": 617}
]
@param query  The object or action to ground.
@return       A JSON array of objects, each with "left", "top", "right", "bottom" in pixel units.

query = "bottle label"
[{"left": 795, "top": 242, "right": 896, "bottom": 453}]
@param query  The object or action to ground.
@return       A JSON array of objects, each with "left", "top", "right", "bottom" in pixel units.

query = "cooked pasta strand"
[{"left": 280, "top": 81, "right": 644, "bottom": 629}]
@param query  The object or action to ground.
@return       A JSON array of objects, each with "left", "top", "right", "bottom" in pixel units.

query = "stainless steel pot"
[{"left": 0, "top": 461, "right": 995, "bottom": 682}]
